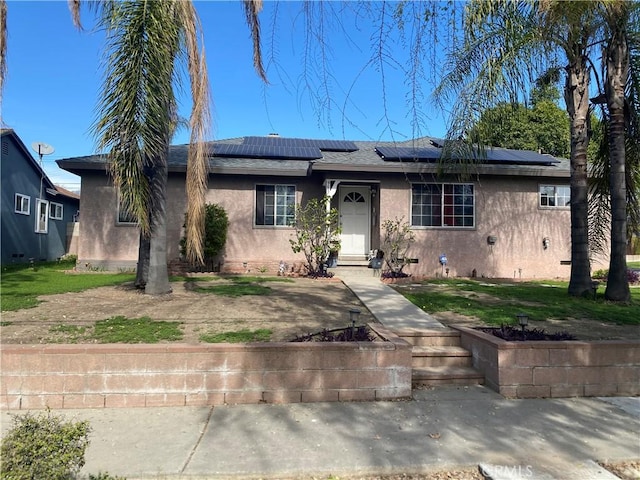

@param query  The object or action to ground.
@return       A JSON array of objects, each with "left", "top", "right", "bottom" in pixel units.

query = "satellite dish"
[{"left": 31, "top": 142, "right": 55, "bottom": 158}]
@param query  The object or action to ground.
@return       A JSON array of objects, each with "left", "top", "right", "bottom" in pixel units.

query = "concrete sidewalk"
[{"left": 2, "top": 386, "right": 637, "bottom": 479}]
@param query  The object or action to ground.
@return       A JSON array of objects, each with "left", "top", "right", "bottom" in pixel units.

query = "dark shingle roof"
[{"left": 57, "top": 135, "right": 570, "bottom": 178}]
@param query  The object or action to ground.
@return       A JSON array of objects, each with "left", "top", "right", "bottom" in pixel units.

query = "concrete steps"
[{"left": 395, "top": 328, "right": 485, "bottom": 387}]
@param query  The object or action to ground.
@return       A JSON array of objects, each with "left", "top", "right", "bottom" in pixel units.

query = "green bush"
[
  {"left": 1, "top": 410, "right": 91, "bottom": 480},
  {"left": 180, "top": 203, "right": 229, "bottom": 265}
]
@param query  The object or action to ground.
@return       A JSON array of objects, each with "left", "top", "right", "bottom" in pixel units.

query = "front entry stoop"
[{"left": 394, "top": 328, "right": 485, "bottom": 387}]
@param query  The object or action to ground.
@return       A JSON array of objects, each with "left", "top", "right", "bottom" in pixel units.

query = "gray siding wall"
[{"left": 1, "top": 135, "right": 79, "bottom": 264}]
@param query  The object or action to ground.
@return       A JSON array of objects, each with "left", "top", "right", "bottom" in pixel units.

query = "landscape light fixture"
[
  {"left": 516, "top": 313, "right": 529, "bottom": 333},
  {"left": 349, "top": 308, "right": 361, "bottom": 341},
  {"left": 349, "top": 308, "right": 361, "bottom": 326},
  {"left": 591, "top": 280, "right": 600, "bottom": 300}
]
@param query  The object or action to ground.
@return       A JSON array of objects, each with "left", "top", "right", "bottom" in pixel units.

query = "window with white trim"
[
  {"left": 50, "top": 202, "right": 63, "bottom": 220},
  {"left": 255, "top": 184, "right": 296, "bottom": 226},
  {"left": 14, "top": 193, "right": 30, "bottom": 215},
  {"left": 35, "top": 199, "right": 49, "bottom": 233},
  {"left": 411, "top": 183, "right": 475, "bottom": 228},
  {"left": 539, "top": 185, "right": 570, "bottom": 208}
]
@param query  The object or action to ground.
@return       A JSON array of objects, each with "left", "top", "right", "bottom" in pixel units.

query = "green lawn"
[
  {"left": 199, "top": 328, "right": 272, "bottom": 343},
  {"left": 398, "top": 279, "right": 640, "bottom": 326},
  {"left": 1, "top": 260, "right": 135, "bottom": 311}
]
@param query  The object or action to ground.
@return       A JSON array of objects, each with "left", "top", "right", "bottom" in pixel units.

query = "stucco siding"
[
  {"left": 73, "top": 168, "right": 606, "bottom": 279},
  {"left": 205, "top": 175, "right": 322, "bottom": 272},
  {"left": 77, "top": 173, "right": 139, "bottom": 269}
]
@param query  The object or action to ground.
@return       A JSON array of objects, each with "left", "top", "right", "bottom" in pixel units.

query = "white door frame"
[{"left": 338, "top": 185, "right": 371, "bottom": 256}]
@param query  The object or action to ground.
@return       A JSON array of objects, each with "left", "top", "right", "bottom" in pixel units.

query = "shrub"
[
  {"left": 592, "top": 268, "right": 640, "bottom": 284},
  {"left": 592, "top": 269, "right": 608, "bottom": 280},
  {"left": 289, "top": 196, "right": 341, "bottom": 277},
  {"left": 1, "top": 410, "right": 91, "bottom": 480},
  {"left": 180, "top": 203, "right": 229, "bottom": 268},
  {"left": 380, "top": 217, "right": 415, "bottom": 276}
]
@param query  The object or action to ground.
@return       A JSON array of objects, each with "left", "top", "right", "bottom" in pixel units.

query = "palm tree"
[
  {"left": 602, "top": 1, "right": 630, "bottom": 301},
  {"left": 69, "top": 0, "right": 266, "bottom": 294},
  {"left": 434, "top": 0, "right": 600, "bottom": 297},
  {"left": 592, "top": 0, "right": 640, "bottom": 302}
]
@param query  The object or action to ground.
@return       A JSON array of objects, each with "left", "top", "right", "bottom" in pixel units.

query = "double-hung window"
[
  {"left": 14, "top": 193, "right": 30, "bottom": 215},
  {"left": 412, "top": 183, "right": 475, "bottom": 228},
  {"left": 539, "top": 185, "right": 570, "bottom": 208},
  {"left": 50, "top": 202, "right": 63, "bottom": 220},
  {"left": 255, "top": 184, "right": 296, "bottom": 226}
]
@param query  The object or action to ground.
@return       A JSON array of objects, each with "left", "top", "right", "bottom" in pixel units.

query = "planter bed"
[
  {"left": 454, "top": 326, "right": 640, "bottom": 398},
  {"left": 0, "top": 324, "right": 412, "bottom": 410}
]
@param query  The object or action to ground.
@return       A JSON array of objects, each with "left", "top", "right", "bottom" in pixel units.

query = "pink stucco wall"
[{"left": 75, "top": 171, "right": 606, "bottom": 278}]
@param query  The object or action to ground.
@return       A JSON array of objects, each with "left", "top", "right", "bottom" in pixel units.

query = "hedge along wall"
[
  {"left": 0, "top": 325, "right": 412, "bottom": 410},
  {"left": 455, "top": 326, "right": 640, "bottom": 398}
]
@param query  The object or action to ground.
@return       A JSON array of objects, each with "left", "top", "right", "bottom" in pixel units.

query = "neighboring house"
[
  {"left": 1, "top": 129, "right": 80, "bottom": 265},
  {"left": 57, "top": 135, "right": 607, "bottom": 279}
]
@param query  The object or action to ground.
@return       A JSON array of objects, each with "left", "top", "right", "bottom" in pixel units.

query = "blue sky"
[{"left": 2, "top": 1, "right": 451, "bottom": 190}]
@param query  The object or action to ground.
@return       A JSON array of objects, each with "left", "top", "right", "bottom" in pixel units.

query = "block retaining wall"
[
  {"left": 0, "top": 325, "right": 412, "bottom": 410},
  {"left": 455, "top": 326, "right": 640, "bottom": 398}
]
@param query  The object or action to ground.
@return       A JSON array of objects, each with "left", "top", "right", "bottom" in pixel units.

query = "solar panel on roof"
[
  {"left": 484, "top": 148, "right": 560, "bottom": 165},
  {"left": 211, "top": 143, "right": 322, "bottom": 160},
  {"left": 375, "top": 146, "right": 441, "bottom": 161},
  {"left": 243, "top": 136, "right": 358, "bottom": 152},
  {"left": 376, "top": 145, "right": 559, "bottom": 166}
]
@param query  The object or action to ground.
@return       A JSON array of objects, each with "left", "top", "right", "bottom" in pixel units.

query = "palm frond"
[
  {"left": 243, "top": 0, "right": 267, "bottom": 82},
  {"left": 92, "top": 1, "right": 182, "bottom": 234},
  {"left": 67, "top": 0, "right": 82, "bottom": 29},
  {"left": 588, "top": 117, "right": 611, "bottom": 258},
  {"left": 176, "top": 1, "right": 212, "bottom": 264}
]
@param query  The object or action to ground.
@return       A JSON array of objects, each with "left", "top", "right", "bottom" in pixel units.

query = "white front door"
[{"left": 339, "top": 186, "right": 370, "bottom": 256}]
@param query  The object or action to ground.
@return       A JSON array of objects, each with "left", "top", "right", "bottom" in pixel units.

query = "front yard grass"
[
  {"left": 48, "top": 316, "right": 183, "bottom": 343},
  {"left": 398, "top": 279, "right": 640, "bottom": 326},
  {"left": 1, "top": 260, "right": 134, "bottom": 312},
  {"left": 199, "top": 328, "right": 272, "bottom": 343}
]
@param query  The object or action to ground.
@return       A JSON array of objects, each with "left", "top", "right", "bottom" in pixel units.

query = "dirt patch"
[
  {"left": 0, "top": 277, "right": 376, "bottom": 344},
  {"left": 599, "top": 460, "right": 640, "bottom": 480},
  {"left": 1, "top": 276, "right": 638, "bottom": 344}
]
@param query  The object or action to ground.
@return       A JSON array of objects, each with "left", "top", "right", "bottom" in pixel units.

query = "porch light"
[{"left": 516, "top": 313, "right": 529, "bottom": 333}]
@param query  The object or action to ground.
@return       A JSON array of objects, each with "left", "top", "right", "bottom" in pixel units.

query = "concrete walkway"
[{"left": 336, "top": 267, "right": 447, "bottom": 330}]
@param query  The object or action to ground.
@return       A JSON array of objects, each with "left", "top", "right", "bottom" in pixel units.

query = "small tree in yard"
[
  {"left": 289, "top": 196, "right": 341, "bottom": 277},
  {"left": 380, "top": 217, "right": 415, "bottom": 277}
]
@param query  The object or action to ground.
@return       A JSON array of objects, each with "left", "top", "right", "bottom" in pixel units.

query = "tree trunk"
[
  {"left": 134, "top": 231, "right": 150, "bottom": 289},
  {"left": 604, "top": 11, "right": 631, "bottom": 302},
  {"left": 145, "top": 157, "right": 172, "bottom": 295},
  {"left": 565, "top": 54, "right": 593, "bottom": 297}
]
